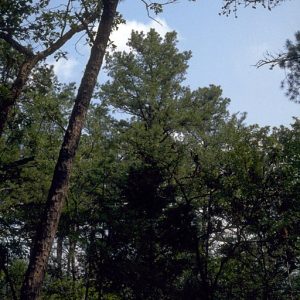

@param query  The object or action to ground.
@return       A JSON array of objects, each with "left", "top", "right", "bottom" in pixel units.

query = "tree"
[
  {"left": 1, "top": 1, "right": 297, "bottom": 298},
  {"left": 98, "top": 29, "right": 300, "bottom": 299},
  {"left": 99, "top": 29, "right": 232, "bottom": 299},
  {"left": 18, "top": 1, "right": 194, "bottom": 298},
  {"left": 20, "top": 1, "right": 119, "bottom": 299}
]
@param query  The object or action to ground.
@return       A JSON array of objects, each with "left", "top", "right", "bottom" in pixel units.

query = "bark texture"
[{"left": 20, "top": 1, "right": 119, "bottom": 299}]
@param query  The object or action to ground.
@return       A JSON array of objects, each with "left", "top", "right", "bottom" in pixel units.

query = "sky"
[{"left": 50, "top": 0, "right": 300, "bottom": 127}]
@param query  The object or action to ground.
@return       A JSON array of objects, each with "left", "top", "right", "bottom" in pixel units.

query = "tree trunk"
[
  {"left": 0, "top": 56, "right": 38, "bottom": 136},
  {"left": 20, "top": 1, "right": 119, "bottom": 299}
]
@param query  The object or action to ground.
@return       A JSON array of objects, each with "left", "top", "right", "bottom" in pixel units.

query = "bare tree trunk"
[{"left": 20, "top": 1, "right": 119, "bottom": 299}]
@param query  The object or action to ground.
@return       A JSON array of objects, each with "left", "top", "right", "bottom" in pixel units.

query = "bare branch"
[
  {"left": 255, "top": 51, "right": 285, "bottom": 69},
  {"left": 140, "top": 0, "right": 178, "bottom": 24},
  {"left": 221, "top": 0, "right": 285, "bottom": 16},
  {"left": 60, "top": 0, "right": 73, "bottom": 37},
  {"left": 37, "top": 24, "right": 84, "bottom": 60},
  {"left": 75, "top": 12, "right": 95, "bottom": 44},
  {"left": 0, "top": 32, "right": 34, "bottom": 57},
  {"left": 256, "top": 51, "right": 300, "bottom": 69}
]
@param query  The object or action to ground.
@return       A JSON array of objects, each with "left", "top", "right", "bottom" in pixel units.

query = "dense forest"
[{"left": 0, "top": 1, "right": 299, "bottom": 299}]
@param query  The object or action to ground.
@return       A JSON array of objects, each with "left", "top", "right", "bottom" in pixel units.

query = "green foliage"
[
  {"left": 0, "top": 0, "right": 102, "bottom": 48},
  {"left": 0, "top": 28, "right": 299, "bottom": 299},
  {"left": 279, "top": 31, "right": 300, "bottom": 102},
  {"left": 0, "top": 66, "right": 75, "bottom": 261},
  {"left": 42, "top": 278, "right": 86, "bottom": 300},
  {"left": 97, "top": 29, "right": 300, "bottom": 299},
  {"left": 1, "top": 1, "right": 298, "bottom": 299},
  {"left": 0, "top": 259, "right": 27, "bottom": 300}
]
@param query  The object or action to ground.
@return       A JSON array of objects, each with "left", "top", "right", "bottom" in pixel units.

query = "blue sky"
[{"left": 51, "top": 0, "right": 300, "bottom": 127}]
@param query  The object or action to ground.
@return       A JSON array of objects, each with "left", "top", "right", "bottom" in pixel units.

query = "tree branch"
[
  {"left": 0, "top": 12, "right": 98, "bottom": 61},
  {"left": 140, "top": 0, "right": 178, "bottom": 24},
  {"left": 0, "top": 32, "right": 34, "bottom": 57},
  {"left": 256, "top": 52, "right": 300, "bottom": 69},
  {"left": 75, "top": 12, "right": 95, "bottom": 44},
  {"left": 38, "top": 14, "right": 98, "bottom": 59},
  {"left": 221, "top": 0, "right": 284, "bottom": 16},
  {"left": 60, "top": 0, "right": 73, "bottom": 37}
]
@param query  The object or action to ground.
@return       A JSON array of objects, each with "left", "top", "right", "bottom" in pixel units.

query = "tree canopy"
[
  {"left": 1, "top": 26, "right": 300, "bottom": 299},
  {"left": 0, "top": 1, "right": 299, "bottom": 299}
]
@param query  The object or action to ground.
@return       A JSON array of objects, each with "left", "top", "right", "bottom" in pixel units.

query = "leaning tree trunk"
[{"left": 20, "top": 1, "right": 119, "bottom": 299}]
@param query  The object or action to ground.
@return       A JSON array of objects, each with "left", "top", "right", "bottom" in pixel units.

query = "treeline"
[{"left": 0, "top": 29, "right": 299, "bottom": 299}]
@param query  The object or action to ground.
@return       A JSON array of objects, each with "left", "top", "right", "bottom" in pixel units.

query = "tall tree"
[
  {"left": 99, "top": 29, "right": 233, "bottom": 299},
  {"left": 97, "top": 29, "right": 300, "bottom": 299},
  {"left": 20, "top": 1, "right": 119, "bottom": 299}
]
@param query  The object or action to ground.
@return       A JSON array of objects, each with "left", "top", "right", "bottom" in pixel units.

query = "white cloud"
[
  {"left": 109, "top": 18, "right": 172, "bottom": 52},
  {"left": 49, "top": 57, "right": 79, "bottom": 82},
  {"left": 48, "top": 18, "right": 172, "bottom": 82}
]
